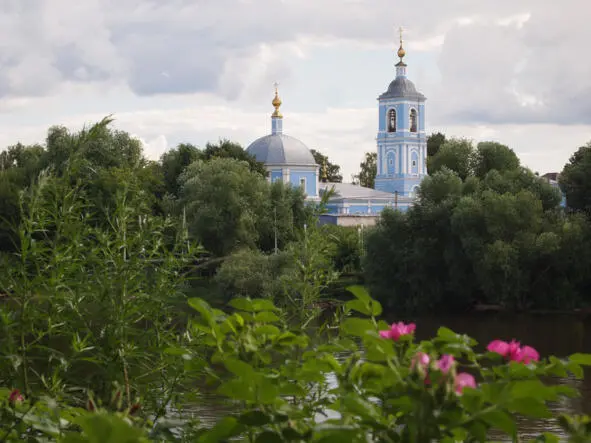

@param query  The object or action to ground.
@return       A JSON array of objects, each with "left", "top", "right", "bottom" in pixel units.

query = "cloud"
[{"left": 0, "top": 0, "right": 591, "bottom": 183}]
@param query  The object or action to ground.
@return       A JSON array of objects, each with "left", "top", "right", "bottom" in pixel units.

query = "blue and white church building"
[
  {"left": 246, "top": 86, "right": 320, "bottom": 200},
  {"left": 374, "top": 37, "right": 428, "bottom": 198},
  {"left": 246, "top": 32, "right": 428, "bottom": 226}
]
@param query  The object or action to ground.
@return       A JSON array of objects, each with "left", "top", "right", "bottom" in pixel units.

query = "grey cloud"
[
  {"left": 1, "top": 0, "right": 590, "bottom": 126},
  {"left": 431, "top": 2, "right": 591, "bottom": 125}
]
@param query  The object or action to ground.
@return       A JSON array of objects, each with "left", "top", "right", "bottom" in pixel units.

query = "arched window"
[
  {"left": 411, "top": 151, "right": 419, "bottom": 174},
  {"left": 409, "top": 108, "right": 417, "bottom": 133},
  {"left": 387, "top": 109, "right": 396, "bottom": 132},
  {"left": 387, "top": 151, "right": 395, "bottom": 175}
]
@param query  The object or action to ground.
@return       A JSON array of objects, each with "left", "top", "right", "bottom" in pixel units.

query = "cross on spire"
[{"left": 396, "top": 25, "right": 406, "bottom": 63}]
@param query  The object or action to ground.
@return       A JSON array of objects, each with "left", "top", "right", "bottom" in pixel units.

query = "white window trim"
[{"left": 299, "top": 177, "right": 306, "bottom": 190}]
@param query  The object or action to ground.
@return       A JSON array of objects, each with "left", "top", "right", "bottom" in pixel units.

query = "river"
[{"left": 182, "top": 312, "right": 591, "bottom": 441}]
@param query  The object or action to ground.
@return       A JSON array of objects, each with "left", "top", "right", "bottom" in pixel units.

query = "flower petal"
[{"left": 487, "top": 340, "right": 510, "bottom": 357}]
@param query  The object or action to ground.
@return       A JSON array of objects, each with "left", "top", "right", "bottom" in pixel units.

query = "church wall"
[
  {"left": 270, "top": 170, "right": 282, "bottom": 183},
  {"left": 289, "top": 170, "right": 317, "bottom": 197},
  {"left": 348, "top": 205, "right": 371, "bottom": 214},
  {"left": 378, "top": 105, "right": 386, "bottom": 132}
]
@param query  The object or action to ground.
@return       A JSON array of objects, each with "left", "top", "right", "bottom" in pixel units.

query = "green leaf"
[
  {"left": 346, "top": 285, "right": 371, "bottom": 303},
  {"left": 312, "top": 424, "right": 363, "bottom": 443},
  {"left": 256, "top": 377, "right": 280, "bottom": 405},
  {"left": 566, "top": 361, "right": 584, "bottom": 378},
  {"left": 224, "top": 358, "right": 255, "bottom": 377},
  {"left": 282, "top": 428, "right": 306, "bottom": 441},
  {"left": 65, "top": 414, "right": 147, "bottom": 443},
  {"left": 345, "top": 299, "right": 372, "bottom": 316},
  {"left": 218, "top": 379, "right": 256, "bottom": 402},
  {"left": 341, "top": 318, "right": 375, "bottom": 338},
  {"left": 535, "top": 433, "right": 560, "bottom": 443},
  {"left": 437, "top": 326, "right": 458, "bottom": 340},
  {"left": 255, "top": 431, "right": 283, "bottom": 443},
  {"left": 569, "top": 353, "right": 591, "bottom": 366},
  {"left": 251, "top": 299, "right": 278, "bottom": 312},
  {"left": 238, "top": 410, "right": 271, "bottom": 426},
  {"left": 198, "top": 416, "right": 242, "bottom": 443},
  {"left": 254, "top": 311, "right": 281, "bottom": 323},
  {"left": 510, "top": 380, "right": 558, "bottom": 401},
  {"left": 509, "top": 397, "right": 551, "bottom": 418},
  {"left": 342, "top": 394, "right": 381, "bottom": 422},
  {"left": 480, "top": 410, "right": 516, "bottom": 436},
  {"left": 345, "top": 299, "right": 382, "bottom": 317},
  {"left": 229, "top": 297, "right": 254, "bottom": 312},
  {"left": 188, "top": 298, "right": 213, "bottom": 323},
  {"left": 254, "top": 325, "right": 281, "bottom": 337}
]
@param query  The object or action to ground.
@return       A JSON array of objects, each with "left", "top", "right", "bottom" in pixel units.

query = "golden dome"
[
  {"left": 397, "top": 45, "right": 406, "bottom": 59},
  {"left": 271, "top": 85, "right": 283, "bottom": 118}
]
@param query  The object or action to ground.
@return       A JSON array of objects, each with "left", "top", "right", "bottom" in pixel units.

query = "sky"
[{"left": 0, "top": 0, "right": 590, "bottom": 180}]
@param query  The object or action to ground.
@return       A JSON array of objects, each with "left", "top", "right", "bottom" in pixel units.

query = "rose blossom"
[{"left": 379, "top": 322, "right": 416, "bottom": 341}]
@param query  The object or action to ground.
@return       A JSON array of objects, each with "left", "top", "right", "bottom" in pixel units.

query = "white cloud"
[{"left": 0, "top": 0, "right": 590, "bottom": 183}]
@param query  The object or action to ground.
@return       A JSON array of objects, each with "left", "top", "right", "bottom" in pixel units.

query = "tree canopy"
[
  {"left": 310, "top": 149, "right": 343, "bottom": 182},
  {"left": 354, "top": 152, "right": 377, "bottom": 188},
  {"left": 559, "top": 142, "right": 591, "bottom": 214},
  {"left": 364, "top": 148, "right": 576, "bottom": 314}
]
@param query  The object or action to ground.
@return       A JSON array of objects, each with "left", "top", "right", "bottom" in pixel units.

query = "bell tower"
[{"left": 374, "top": 28, "right": 427, "bottom": 198}]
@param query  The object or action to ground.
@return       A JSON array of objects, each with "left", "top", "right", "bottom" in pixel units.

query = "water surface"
[{"left": 182, "top": 313, "right": 591, "bottom": 440}]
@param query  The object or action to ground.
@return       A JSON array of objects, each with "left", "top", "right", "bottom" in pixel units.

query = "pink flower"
[
  {"left": 411, "top": 352, "right": 430, "bottom": 370},
  {"left": 454, "top": 373, "right": 476, "bottom": 394},
  {"left": 379, "top": 322, "right": 416, "bottom": 341},
  {"left": 518, "top": 346, "right": 540, "bottom": 364},
  {"left": 437, "top": 354, "right": 455, "bottom": 374},
  {"left": 487, "top": 339, "right": 539, "bottom": 364},
  {"left": 487, "top": 339, "right": 510, "bottom": 356},
  {"left": 8, "top": 389, "right": 23, "bottom": 405}
]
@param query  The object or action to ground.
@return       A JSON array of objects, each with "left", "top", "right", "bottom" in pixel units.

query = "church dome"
[
  {"left": 379, "top": 77, "right": 426, "bottom": 101},
  {"left": 246, "top": 134, "right": 316, "bottom": 166}
]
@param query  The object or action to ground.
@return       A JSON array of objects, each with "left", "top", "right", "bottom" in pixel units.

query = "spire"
[
  {"left": 395, "top": 26, "right": 407, "bottom": 78},
  {"left": 321, "top": 158, "right": 328, "bottom": 183},
  {"left": 271, "top": 82, "right": 282, "bottom": 118},
  {"left": 271, "top": 82, "right": 283, "bottom": 135}
]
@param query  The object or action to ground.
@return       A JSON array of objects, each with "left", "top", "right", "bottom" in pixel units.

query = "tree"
[
  {"left": 427, "top": 132, "right": 446, "bottom": 158},
  {"left": 179, "top": 157, "right": 269, "bottom": 256},
  {"left": 203, "top": 138, "right": 267, "bottom": 177},
  {"left": 160, "top": 143, "right": 201, "bottom": 197},
  {"left": 355, "top": 152, "right": 377, "bottom": 188},
  {"left": 559, "top": 142, "right": 591, "bottom": 213},
  {"left": 310, "top": 149, "right": 343, "bottom": 182},
  {"left": 364, "top": 145, "right": 585, "bottom": 314},
  {"left": 428, "top": 138, "right": 474, "bottom": 180},
  {"left": 471, "top": 141, "right": 520, "bottom": 178}
]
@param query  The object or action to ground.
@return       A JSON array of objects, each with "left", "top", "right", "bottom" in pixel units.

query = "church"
[{"left": 246, "top": 33, "right": 428, "bottom": 226}]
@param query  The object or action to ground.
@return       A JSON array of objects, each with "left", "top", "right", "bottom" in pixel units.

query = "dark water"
[{"left": 182, "top": 313, "right": 591, "bottom": 440}]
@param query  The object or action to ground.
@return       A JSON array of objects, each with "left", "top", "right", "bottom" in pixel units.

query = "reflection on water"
[{"left": 182, "top": 313, "right": 591, "bottom": 440}]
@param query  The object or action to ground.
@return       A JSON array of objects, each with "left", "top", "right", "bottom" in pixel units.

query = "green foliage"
[
  {"left": 160, "top": 143, "right": 201, "bottom": 197},
  {"left": 428, "top": 137, "right": 474, "bottom": 180},
  {"left": 214, "top": 248, "right": 294, "bottom": 301},
  {"left": 365, "top": 150, "right": 587, "bottom": 313},
  {"left": 204, "top": 138, "right": 267, "bottom": 177},
  {"left": 322, "top": 225, "right": 362, "bottom": 274},
  {"left": 310, "top": 149, "right": 343, "bottom": 183},
  {"left": 179, "top": 158, "right": 307, "bottom": 256},
  {"left": 427, "top": 131, "right": 446, "bottom": 158},
  {"left": 560, "top": 142, "right": 591, "bottom": 214},
  {"left": 353, "top": 152, "right": 376, "bottom": 188},
  {"left": 472, "top": 141, "right": 520, "bottom": 178},
  {"left": 179, "top": 157, "right": 269, "bottom": 256}
]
